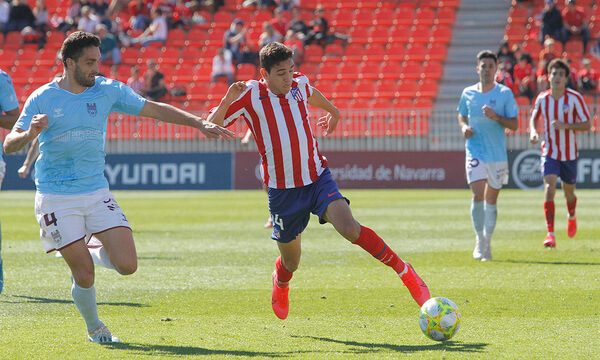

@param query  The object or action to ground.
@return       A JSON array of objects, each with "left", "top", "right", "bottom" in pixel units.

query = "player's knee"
[
  {"left": 282, "top": 258, "right": 300, "bottom": 273},
  {"left": 339, "top": 221, "right": 362, "bottom": 242},
  {"left": 116, "top": 259, "right": 137, "bottom": 275},
  {"left": 73, "top": 271, "right": 95, "bottom": 288}
]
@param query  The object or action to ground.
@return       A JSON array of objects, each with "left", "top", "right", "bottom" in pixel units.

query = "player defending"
[
  {"left": 207, "top": 42, "right": 430, "bottom": 320},
  {"left": 3, "top": 31, "right": 233, "bottom": 343},
  {"left": 458, "top": 50, "right": 518, "bottom": 262},
  {"left": 529, "top": 58, "right": 591, "bottom": 248},
  {"left": 0, "top": 68, "right": 21, "bottom": 295}
]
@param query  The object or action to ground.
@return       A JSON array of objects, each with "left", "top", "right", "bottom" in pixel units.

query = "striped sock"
[{"left": 353, "top": 226, "right": 405, "bottom": 274}]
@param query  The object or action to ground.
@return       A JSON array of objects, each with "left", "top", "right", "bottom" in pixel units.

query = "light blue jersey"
[
  {"left": 14, "top": 76, "right": 146, "bottom": 194},
  {"left": 457, "top": 83, "right": 518, "bottom": 162},
  {"left": 0, "top": 69, "right": 20, "bottom": 163}
]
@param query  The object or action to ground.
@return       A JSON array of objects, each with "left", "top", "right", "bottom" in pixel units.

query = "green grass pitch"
[{"left": 0, "top": 189, "right": 599, "bottom": 359}]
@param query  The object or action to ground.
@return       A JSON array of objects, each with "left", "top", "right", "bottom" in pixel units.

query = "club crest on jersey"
[
  {"left": 87, "top": 102, "right": 98, "bottom": 117},
  {"left": 562, "top": 103, "right": 570, "bottom": 112},
  {"left": 489, "top": 99, "right": 496, "bottom": 107},
  {"left": 290, "top": 87, "right": 303, "bottom": 102}
]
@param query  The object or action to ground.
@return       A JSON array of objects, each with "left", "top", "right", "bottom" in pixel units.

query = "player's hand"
[
  {"left": 461, "top": 124, "right": 474, "bottom": 139},
  {"left": 551, "top": 120, "right": 567, "bottom": 130},
  {"left": 224, "top": 82, "right": 247, "bottom": 104},
  {"left": 17, "top": 165, "right": 30, "bottom": 178},
  {"left": 317, "top": 110, "right": 340, "bottom": 135},
  {"left": 482, "top": 105, "right": 498, "bottom": 121},
  {"left": 197, "top": 120, "right": 234, "bottom": 139},
  {"left": 529, "top": 129, "right": 539, "bottom": 144},
  {"left": 28, "top": 114, "right": 48, "bottom": 137}
]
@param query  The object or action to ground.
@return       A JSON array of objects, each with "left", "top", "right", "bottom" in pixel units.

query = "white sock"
[
  {"left": 71, "top": 282, "right": 103, "bottom": 333},
  {"left": 484, "top": 202, "right": 497, "bottom": 240},
  {"left": 471, "top": 200, "right": 484, "bottom": 239},
  {"left": 88, "top": 246, "right": 116, "bottom": 271}
]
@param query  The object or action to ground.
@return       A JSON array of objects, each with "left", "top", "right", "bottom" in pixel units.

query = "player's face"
[
  {"left": 72, "top": 46, "right": 101, "bottom": 88},
  {"left": 476, "top": 58, "right": 497, "bottom": 84},
  {"left": 548, "top": 67, "right": 567, "bottom": 90},
  {"left": 262, "top": 58, "right": 294, "bottom": 95}
]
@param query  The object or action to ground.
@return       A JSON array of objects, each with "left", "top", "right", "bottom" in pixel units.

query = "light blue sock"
[
  {"left": 484, "top": 203, "right": 498, "bottom": 239},
  {"left": 0, "top": 220, "right": 3, "bottom": 294},
  {"left": 471, "top": 200, "right": 484, "bottom": 239},
  {"left": 71, "top": 282, "right": 103, "bottom": 333}
]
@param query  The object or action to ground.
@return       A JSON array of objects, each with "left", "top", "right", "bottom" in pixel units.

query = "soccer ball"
[{"left": 419, "top": 297, "right": 461, "bottom": 341}]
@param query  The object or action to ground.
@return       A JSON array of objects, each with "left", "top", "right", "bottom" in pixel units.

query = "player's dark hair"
[
  {"left": 260, "top": 42, "right": 293, "bottom": 73},
  {"left": 548, "top": 58, "right": 570, "bottom": 78},
  {"left": 61, "top": 31, "right": 100, "bottom": 68},
  {"left": 476, "top": 50, "right": 498, "bottom": 64}
]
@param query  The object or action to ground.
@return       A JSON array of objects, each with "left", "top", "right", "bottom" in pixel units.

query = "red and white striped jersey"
[
  {"left": 221, "top": 72, "right": 327, "bottom": 189},
  {"left": 532, "top": 88, "right": 590, "bottom": 161}
]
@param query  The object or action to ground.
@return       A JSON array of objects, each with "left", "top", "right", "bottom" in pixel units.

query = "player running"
[
  {"left": 3, "top": 31, "right": 233, "bottom": 343},
  {"left": 207, "top": 42, "right": 430, "bottom": 320},
  {"left": 529, "top": 58, "right": 591, "bottom": 248},
  {"left": 0, "top": 67, "right": 21, "bottom": 295},
  {"left": 457, "top": 50, "right": 519, "bottom": 262}
]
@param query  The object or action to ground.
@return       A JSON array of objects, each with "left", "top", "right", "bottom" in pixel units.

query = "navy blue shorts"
[
  {"left": 268, "top": 168, "right": 348, "bottom": 243},
  {"left": 541, "top": 156, "right": 577, "bottom": 185}
]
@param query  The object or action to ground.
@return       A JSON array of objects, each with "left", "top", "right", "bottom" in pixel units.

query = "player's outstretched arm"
[
  {"left": 3, "top": 114, "right": 48, "bottom": 154},
  {"left": 207, "top": 81, "right": 248, "bottom": 127},
  {"left": 551, "top": 119, "right": 592, "bottom": 132},
  {"left": 308, "top": 87, "right": 340, "bottom": 135},
  {"left": 138, "top": 100, "right": 234, "bottom": 139}
]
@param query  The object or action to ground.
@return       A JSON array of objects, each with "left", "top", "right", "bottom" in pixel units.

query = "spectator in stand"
[
  {"left": 269, "top": 7, "right": 286, "bottom": 38},
  {"left": 305, "top": 4, "right": 328, "bottom": 46},
  {"left": 151, "top": 0, "right": 173, "bottom": 24},
  {"left": 283, "top": 28, "right": 303, "bottom": 64},
  {"left": 258, "top": 21, "right": 281, "bottom": 49},
  {"left": 127, "top": 65, "right": 145, "bottom": 94},
  {"left": 171, "top": 0, "right": 191, "bottom": 29},
  {"left": 561, "top": 0, "right": 590, "bottom": 55},
  {"left": 211, "top": 47, "right": 234, "bottom": 84},
  {"left": 131, "top": 7, "right": 167, "bottom": 47},
  {"left": 540, "top": 0, "right": 566, "bottom": 46},
  {"left": 288, "top": 7, "right": 307, "bottom": 35},
  {"left": 21, "top": 25, "right": 44, "bottom": 48},
  {"left": 513, "top": 53, "right": 536, "bottom": 100},
  {"left": 258, "top": 0, "right": 276, "bottom": 10},
  {"left": 539, "top": 38, "right": 559, "bottom": 64},
  {"left": 577, "top": 58, "right": 598, "bottom": 94},
  {"left": 536, "top": 59, "right": 551, "bottom": 92},
  {"left": 4, "top": 0, "right": 36, "bottom": 33},
  {"left": 96, "top": 23, "right": 120, "bottom": 65},
  {"left": 128, "top": 0, "right": 149, "bottom": 30},
  {"left": 496, "top": 62, "right": 514, "bottom": 91},
  {"left": 224, "top": 18, "right": 258, "bottom": 65},
  {"left": 565, "top": 58, "right": 579, "bottom": 89},
  {"left": 77, "top": 5, "right": 100, "bottom": 33},
  {"left": 496, "top": 42, "right": 517, "bottom": 75},
  {"left": 144, "top": 60, "right": 168, "bottom": 101},
  {"left": 58, "top": 0, "right": 82, "bottom": 32},
  {"left": 32, "top": 0, "right": 48, "bottom": 32},
  {"left": 90, "top": 0, "right": 110, "bottom": 28},
  {"left": 0, "top": 1, "right": 10, "bottom": 32},
  {"left": 278, "top": 0, "right": 298, "bottom": 12}
]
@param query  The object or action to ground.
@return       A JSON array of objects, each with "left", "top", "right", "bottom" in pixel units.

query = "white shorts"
[
  {"left": 0, "top": 160, "right": 5, "bottom": 190},
  {"left": 465, "top": 158, "right": 509, "bottom": 190},
  {"left": 35, "top": 188, "right": 131, "bottom": 253}
]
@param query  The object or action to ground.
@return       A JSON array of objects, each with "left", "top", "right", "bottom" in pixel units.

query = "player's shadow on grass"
[
  {"left": 499, "top": 259, "right": 600, "bottom": 266},
  {"left": 8, "top": 295, "right": 149, "bottom": 307},
  {"left": 105, "top": 342, "right": 285, "bottom": 357},
  {"left": 294, "top": 335, "right": 488, "bottom": 354}
]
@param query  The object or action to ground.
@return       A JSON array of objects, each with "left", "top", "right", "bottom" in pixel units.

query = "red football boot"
[
  {"left": 271, "top": 271, "right": 289, "bottom": 319},
  {"left": 400, "top": 262, "right": 430, "bottom": 307},
  {"left": 567, "top": 217, "right": 577, "bottom": 238},
  {"left": 543, "top": 234, "right": 556, "bottom": 248}
]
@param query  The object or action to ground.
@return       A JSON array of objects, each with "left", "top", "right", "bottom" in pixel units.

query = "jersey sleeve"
[
  {"left": 293, "top": 72, "right": 314, "bottom": 98},
  {"left": 0, "top": 72, "right": 19, "bottom": 112},
  {"left": 210, "top": 83, "right": 252, "bottom": 128},
  {"left": 13, "top": 89, "right": 42, "bottom": 131},
  {"left": 573, "top": 93, "right": 591, "bottom": 123},
  {"left": 109, "top": 78, "right": 147, "bottom": 115},
  {"left": 531, "top": 94, "right": 543, "bottom": 127},
  {"left": 503, "top": 87, "right": 519, "bottom": 119}
]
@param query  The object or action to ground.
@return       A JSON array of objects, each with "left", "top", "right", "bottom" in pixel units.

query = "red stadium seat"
[
  {"left": 504, "top": 24, "right": 528, "bottom": 43},
  {"left": 303, "top": 44, "right": 324, "bottom": 63},
  {"left": 16, "top": 48, "right": 39, "bottom": 67},
  {"left": 367, "top": 27, "right": 391, "bottom": 45},
  {"left": 158, "top": 46, "right": 181, "bottom": 65},
  {"left": 414, "top": 8, "right": 435, "bottom": 26},
  {"left": 316, "top": 61, "right": 340, "bottom": 81},
  {"left": 313, "top": 80, "right": 334, "bottom": 95},
  {"left": 353, "top": 9, "right": 375, "bottom": 27},
  {"left": 0, "top": 50, "right": 18, "bottom": 68},
  {"left": 410, "top": 25, "right": 432, "bottom": 44},
  {"left": 436, "top": 7, "right": 457, "bottom": 26},
  {"left": 181, "top": 47, "right": 202, "bottom": 65},
  {"left": 323, "top": 43, "right": 344, "bottom": 60},
  {"left": 208, "top": 82, "right": 230, "bottom": 100},
  {"left": 417, "top": 80, "right": 438, "bottom": 98},
  {"left": 195, "top": 63, "right": 213, "bottom": 82},
  {"left": 354, "top": 79, "right": 377, "bottom": 99},
  {"left": 236, "top": 63, "right": 257, "bottom": 80},
  {"left": 363, "top": 44, "right": 386, "bottom": 62},
  {"left": 359, "top": 61, "right": 382, "bottom": 80},
  {"left": 401, "top": 62, "right": 423, "bottom": 80},
  {"left": 252, "top": 10, "right": 273, "bottom": 27},
  {"left": 347, "top": 26, "right": 370, "bottom": 45},
  {"left": 37, "top": 49, "right": 61, "bottom": 67},
  {"left": 342, "top": 43, "right": 365, "bottom": 62},
  {"left": 376, "top": 79, "right": 399, "bottom": 99},
  {"left": 187, "top": 82, "right": 210, "bottom": 101},
  {"left": 331, "top": 9, "right": 355, "bottom": 28},
  {"left": 212, "top": 11, "right": 233, "bottom": 29},
  {"left": 379, "top": 62, "right": 402, "bottom": 80},
  {"left": 173, "top": 64, "right": 197, "bottom": 83},
  {"left": 388, "top": 25, "right": 412, "bottom": 45},
  {"left": 405, "top": 43, "right": 428, "bottom": 62},
  {"left": 374, "top": 8, "right": 397, "bottom": 27},
  {"left": 396, "top": 80, "right": 419, "bottom": 98},
  {"left": 167, "top": 28, "right": 187, "bottom": 47},
  {"left": 199, "top": 45, "right": 219, "bottom": 63},
  {"left": 206, "top": 28, "right": 227, "bottom": 46},
  {"left": 338, "top": 62, "right": 360, "bottom": 81},
  {"left": 427, "top": 43, "right": 447, "bottom": 62},
  {"left": 186, "top": 28, "right": 209, "bottom": 47},
  {"left": 385, "top": 42, "right": 407, "bottom": 62},
  {"left": 139, "top": 47, "right": 161, "bottom": 62},
  {"left": 4, "top": 31, "right": 23, "bottom": 50},
  {"left": 422, "top": 61, "right": 443, "bottom": 80},
  {"left": 395, "top": 8, "right": 415, "bottom": 26},
  {"left": 431, "top": 25, "right": 452, "bottom": 44},
  {"left": 508, "top": 5, "right": 529, "bottom": 25},
  {"left": 333, "top": 80, "right": 356, "bottom": 100},
  {"left": 120, "top": 47, "right": 140, "bottom": 66}
]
